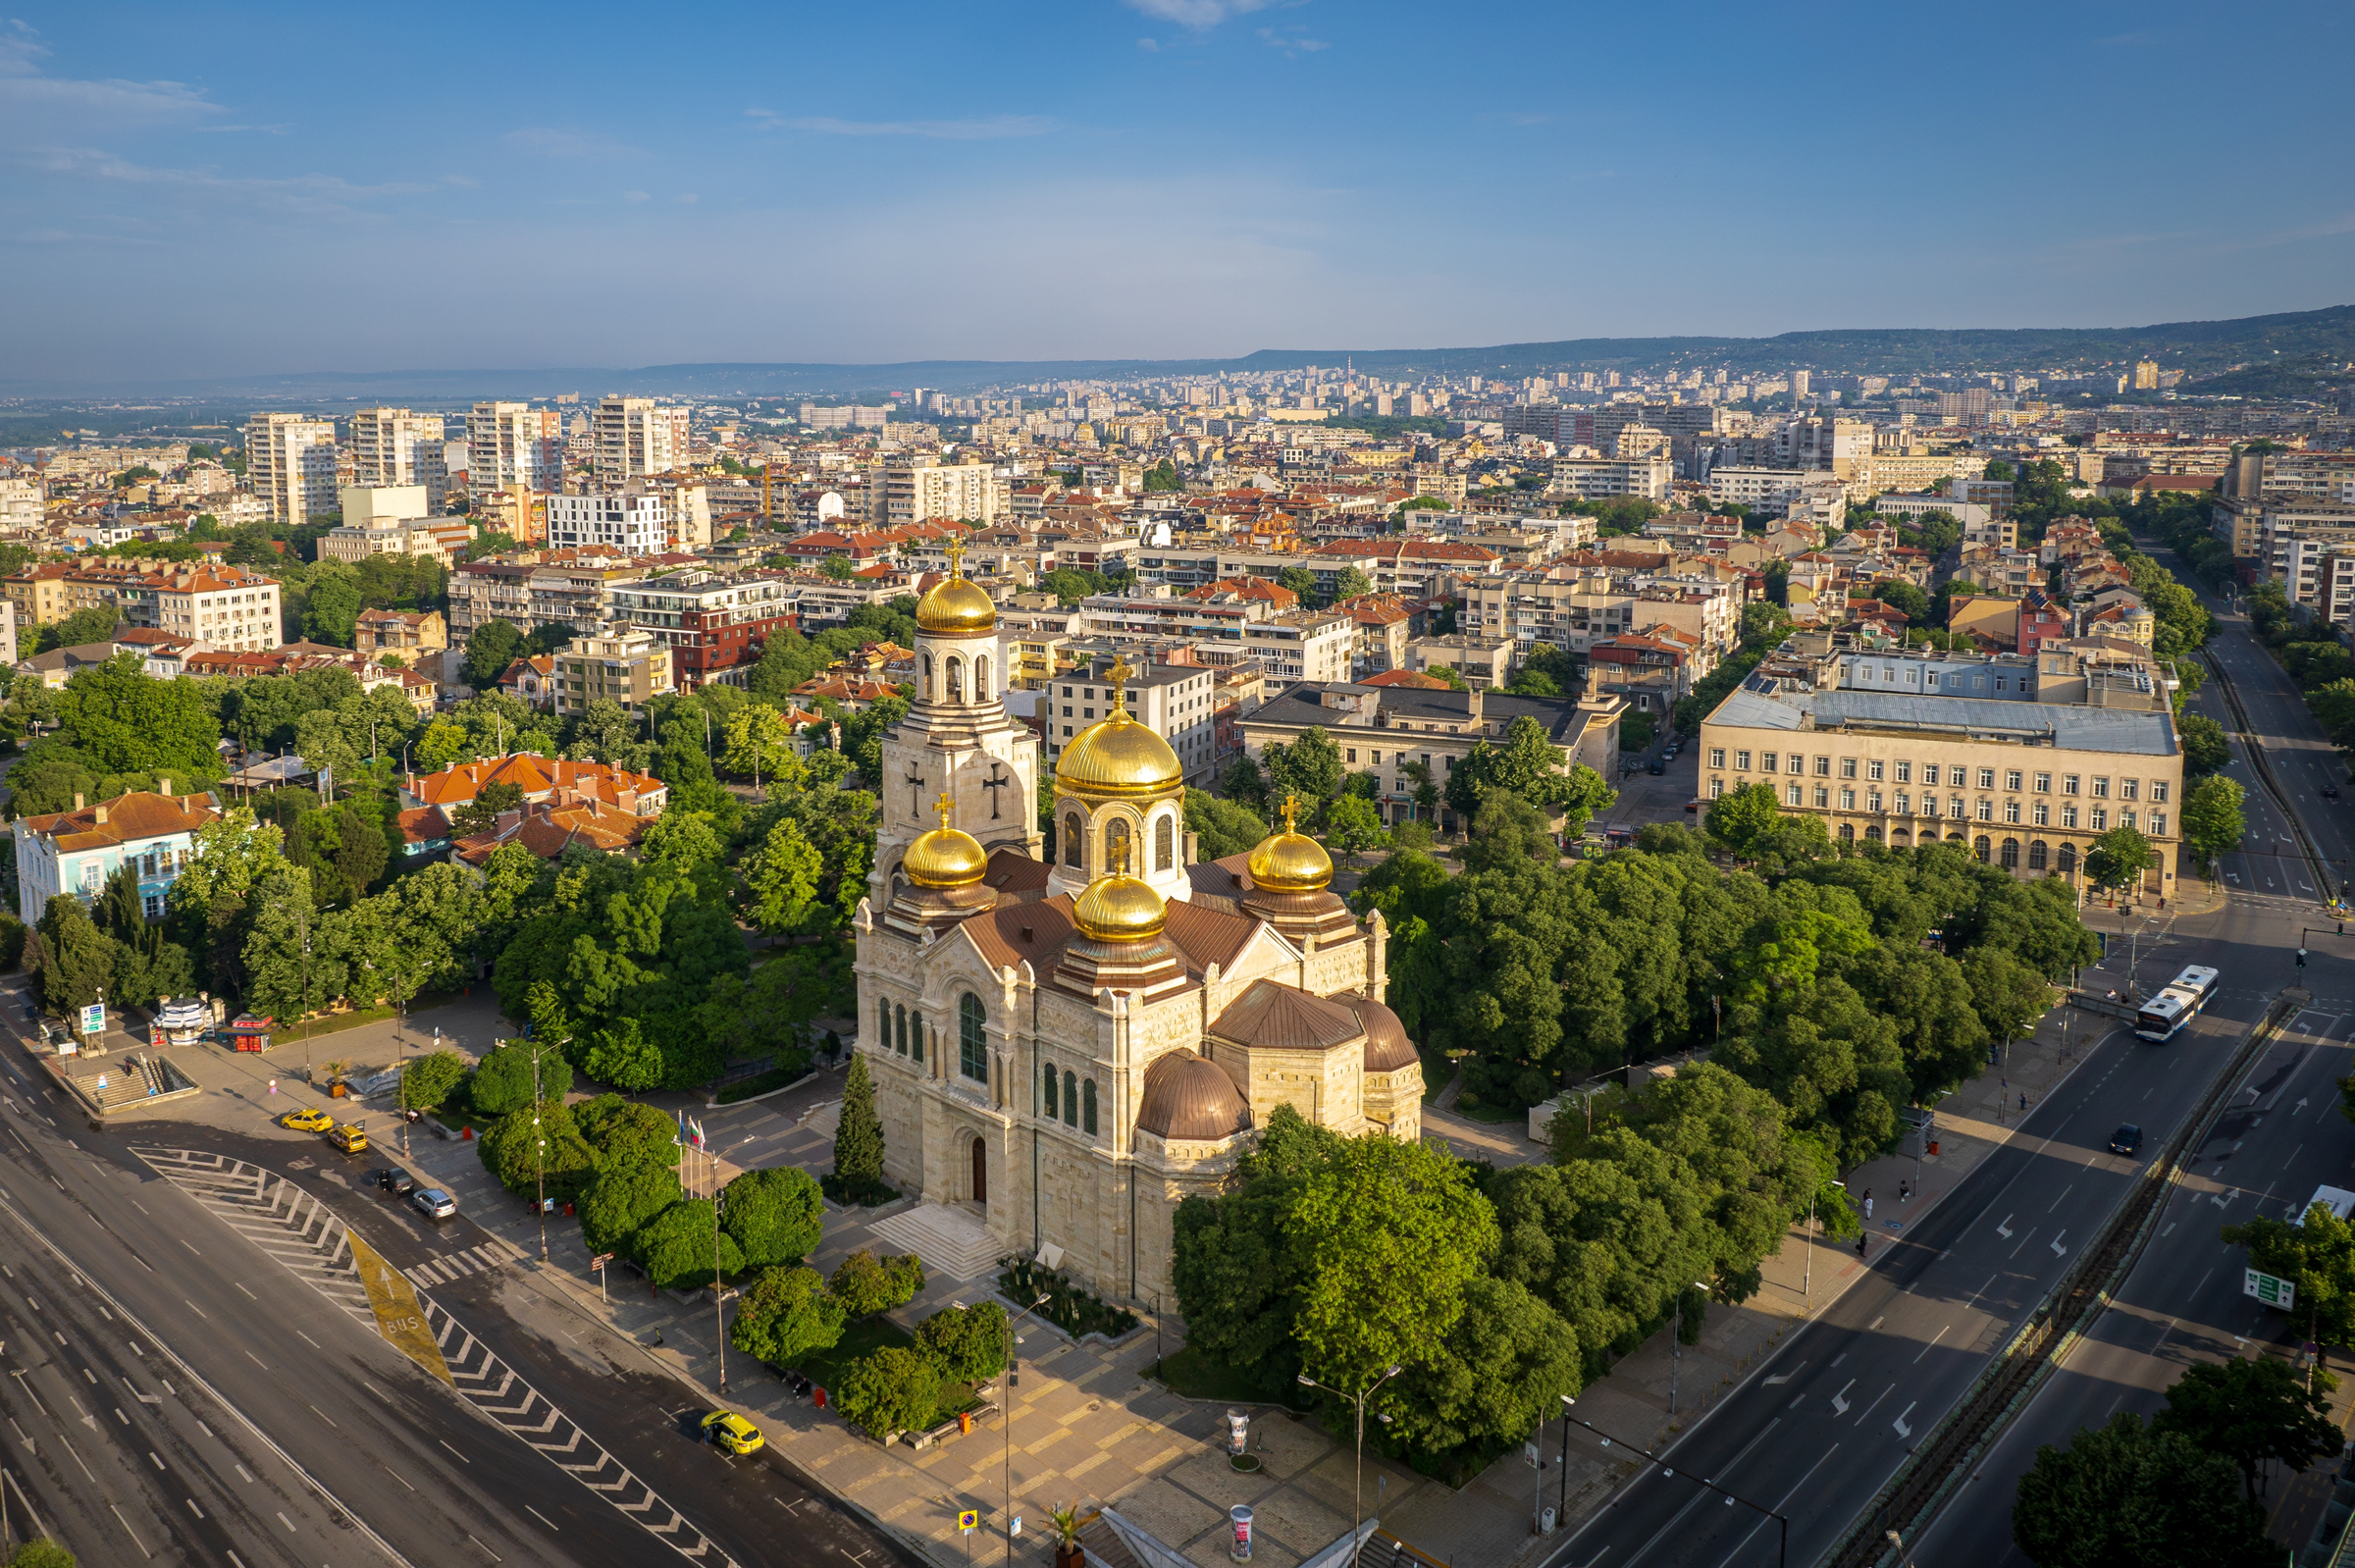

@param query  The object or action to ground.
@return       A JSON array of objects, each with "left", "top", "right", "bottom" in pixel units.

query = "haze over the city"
[{"left": 6, "top": 0, "right": 2353, "bottom": 386}]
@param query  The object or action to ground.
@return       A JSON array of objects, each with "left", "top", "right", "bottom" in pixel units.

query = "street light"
[
  {"left": 1296, "top": 1363, "right": 1406, "bottom": 1566},
  {"left": 1003, "top": 1293, "right": 1051, "bottom": 1565},
  {"left": 1671, "top": 1281, "right": 1709, "bottom": 1416},
  {"left": 1554, "top": 1408, "right": 1792, "bottom": 1568}
]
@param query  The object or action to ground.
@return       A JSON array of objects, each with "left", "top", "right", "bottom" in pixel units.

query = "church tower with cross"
[{"left": 868, "top": 538, "right": 1042, "bottom": 913}]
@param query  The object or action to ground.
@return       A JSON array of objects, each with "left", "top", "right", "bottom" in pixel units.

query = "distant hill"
[{"left": 7, "top": 303, "right": 2350, "bottom": 405}]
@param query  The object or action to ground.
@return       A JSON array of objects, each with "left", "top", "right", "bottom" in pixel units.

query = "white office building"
[{"left": 548, "top": 489, "right": 672, "bottom": 554}]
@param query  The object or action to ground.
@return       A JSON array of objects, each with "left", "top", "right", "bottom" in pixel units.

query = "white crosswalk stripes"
[
  {"left": 404, "top": 1239, "right": 524, "bottom": 1287},
  {"left": 131, "top": 1146, "right": 375, "bottom": 1325}
]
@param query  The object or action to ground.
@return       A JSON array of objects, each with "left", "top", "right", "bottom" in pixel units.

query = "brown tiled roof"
[
  {"left": 1361, "top": 669, "right": 1451, "bottom": 689},
  {"left": 1134, "top": 1049, "right": 1251, "bottom": 1140},
  {"left": 1161, "top": 898, "right": 1259, "bottom": 975},
  {"left": 396, "top": 806, "right": 452, "bottom": 846},
  {"left": 1209, "top": 977, "right": 1365, "bottom": 1052},
  {"left": 1351, "top": 999, "right": 1418, "bottom": 1071},
  {"left": 967, "top": 896, "right": 1078, "bottom": 971},
  {"left": 22, "top": 790, "right": 216, "bottom": 852},
  {"left": 982, "top": 847, "right": 1054, "bottom": 896},
  {"left": 408, "top": 754, "right": 663, "bottom": 810}
]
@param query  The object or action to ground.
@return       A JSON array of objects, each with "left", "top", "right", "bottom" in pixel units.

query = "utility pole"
[{"left": 533, "top": 1040, "right": 548, "bottom": 1262}]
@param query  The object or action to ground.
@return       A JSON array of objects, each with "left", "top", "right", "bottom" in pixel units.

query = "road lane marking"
[
  {"left": 527, "top": 1504, "right": 559, "bottom": 1530},
  {"left": 1893, "top": 1401, "right": 1917, "bottom": 1439},
  {"left": 2048, "top": 1185, "right": 2073, "bottom": 1213},
  {"left": 277, "top": 1509, "right": 297, "bottom": 1531},
  {"left": 110, "top": 1502, "right": 153, "bottom": 1558},
  {"left": 385, "top": 1463, "right": 415, "bottom": 1490},
  {"left": 2052, "top": 1231, "right": 2069, "bottom": 1257},
  {"left": 2010, "top": 1228, "right": 2038, "bottom": 1258},
  {"left": 1868, "top": 1316, "right": 1884, "bottom": 1333},
  {"left": 1831, "top": 1379, "right": 1855, "bottom": 1414},
  {"left": 1714, "top": 1444, "right": 1840, "bottom": 1568},
  {"left": 1995, "top": 1215, "right": 2014, "bottom": 1238},
  {"left": 1855, "top": 1385, "right": 1892, "bottom": 1426},
  {"left": 1912, "top": 1327, "right": 1949, "bottom": 1364}
]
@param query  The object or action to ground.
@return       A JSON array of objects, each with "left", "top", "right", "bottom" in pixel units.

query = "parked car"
[
  {"left": 372, "top": 1168, "right": 417, "bottom": 1198},
  {"left": 327, "top": 1123, "right": 369, "bottom": 1155},
  {"left": 2109, "top": 1124, "right": 2143, "bottom": 1156},
  {"left": 1647, "top": 761, "right": 1664, "bottom": 775},
  {"left": 2324, "top": 782, "right": 2341, "bottom": 801},
  {"left": 280, "top": 1107, "right": 335, "bottom": 1132},
  {"left": 409, "top": 1187, "right": 456, "bottom": 1221}
]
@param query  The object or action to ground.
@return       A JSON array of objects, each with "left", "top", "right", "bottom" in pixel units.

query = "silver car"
[{"left": 410, "top": 1187, "right": 457, "bottom": 1221}]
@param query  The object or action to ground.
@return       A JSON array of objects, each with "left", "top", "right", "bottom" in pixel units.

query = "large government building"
[{"left": 854, "top": 551, "right": 1422, "bottom": 1308}]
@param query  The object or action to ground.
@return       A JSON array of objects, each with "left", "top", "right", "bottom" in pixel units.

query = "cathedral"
[{"left": 852, "top": 550, "right": 1423, "bottom": 1309}]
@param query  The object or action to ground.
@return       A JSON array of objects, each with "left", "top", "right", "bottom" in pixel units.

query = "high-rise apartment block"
[
  {"left": 467, "top": 402, "right": 562, "bottom": 494},
  {"left": 884, "top": 455, "right": 999, "bottom": 527},
  {"left": 547, "top": 489, "right": 671, "bottom": 554},
  {"left": 349, "top": 407, "right": 448, "bottom": 512},
  {"left": 593, "top": 396, "right": 687, "bottom": 483},
  {"left": 245, "top": 413, "right": 340, "bottom": 525}
]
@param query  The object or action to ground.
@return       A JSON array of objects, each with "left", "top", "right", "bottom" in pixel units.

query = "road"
[
  {"left": 1544, "top": 537, "right": 2340, "bottom": 1568},
  {"left": 0, "top": 1003, "right": 923, "bottom": 1568}
]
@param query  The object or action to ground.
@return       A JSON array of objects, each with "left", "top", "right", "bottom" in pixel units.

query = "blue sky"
[{"left": 4, "top": 1, "right": 2351, "bottom": 384}]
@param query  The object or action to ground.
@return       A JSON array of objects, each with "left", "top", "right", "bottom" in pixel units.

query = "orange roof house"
[{"left": 398, "top": 754, "right": 666, "bottom": 819}]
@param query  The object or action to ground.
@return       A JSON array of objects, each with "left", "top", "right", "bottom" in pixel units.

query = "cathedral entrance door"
[{"left": 970, "top": 1136, "right": 987, "bottom": 1206}]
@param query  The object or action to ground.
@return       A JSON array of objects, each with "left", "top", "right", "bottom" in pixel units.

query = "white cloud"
[
  {"left": 26, "top": 145, "right": 434, "bottom": 221},
  {"left": 752, "top": 113, "right": 1052, "bottom": 140},
  {"left": 623, "top": 190, "right": 651, "bottom": 202},
  {"left": 1123, "top": 0, "right": 1275, "bottom": 27},
  {"left": 0, "top": 22, "right": 226, "bottom": 130},
  {"left": 1257, "top": 26, "right": 1328, "bottom": 53}
]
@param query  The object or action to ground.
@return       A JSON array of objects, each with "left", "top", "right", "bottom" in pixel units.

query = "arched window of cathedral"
[
  {"left": 1104, "top": 816, "right": 1131, "bottom": 875},
  {"left": 921, "top": 653, "right": 933, "bottom": 702},
  {"left": 1081, "top": 1078, "right": 1098, "bottom": 1136},
  {"left": 1155, "top": 813, "right": 1175, "bottom": 872},
  {"left": 1063, "top": 814, "right": 1083, "bottom": 867},
  {"left": 877, "top": 999, "right": 890, "bottom": 1055},
  {"left": 975, "top": 655, "right": 990, "bottom": 702},
  {"left": 894, "top": 1005, "right": 907, "bottom": 1056},
  {"left": 945, "top": 656, "right": 965, "bottom": 705},
  {"left": 1063, "top": 1071, "right": 1078, "bottom": 1127},
  {"left": 1042, "top": 1062, "right": 1058, "bottom": 1119},
  {"left": 911, "top": 1010, "right": 925, "bottom": 1067},
  {"left": 959, "top": 993, "right": 987, "bottom": 1083}
]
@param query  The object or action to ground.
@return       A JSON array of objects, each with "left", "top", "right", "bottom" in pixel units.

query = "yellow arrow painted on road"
[{"left": 347, "top": 1229, "right": 452, "bottom": 1385}]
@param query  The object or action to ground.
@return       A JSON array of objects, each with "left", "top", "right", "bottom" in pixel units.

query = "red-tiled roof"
[{"left": 22, "top": 790, "right": 216, "bottom": 852}]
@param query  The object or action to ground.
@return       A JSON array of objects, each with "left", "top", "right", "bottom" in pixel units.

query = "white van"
[{"left": 2302, "top": 1185, "right": 2355, "bottom": 1224}]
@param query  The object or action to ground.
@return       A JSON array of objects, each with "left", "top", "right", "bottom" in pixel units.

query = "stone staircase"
[{"left": 867, "top": 1201, "right": 1002, "bottom": 1281}]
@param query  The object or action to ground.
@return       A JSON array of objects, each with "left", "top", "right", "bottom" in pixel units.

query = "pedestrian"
[
  {"left": 1863, "top": 1190, "right": 1874, "bottom": 1222},
  {"left": 2019, "top": 1091, "right": 2028, "bottom": 1114},
  {"left": 1857, "top": 1233, "right": 1869, "bottom": 1259},
  {"left": 1900, "top": 1179, "right": 1910, "bottom": 1203}
]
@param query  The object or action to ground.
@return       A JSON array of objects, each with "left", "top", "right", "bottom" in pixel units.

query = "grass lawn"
[
  {"left": 1150, "top": 1344, "right": 1312, "bottom": 1409},
  {"left": 798, "top": 1316, "right": 977, "bottom": 1432}
]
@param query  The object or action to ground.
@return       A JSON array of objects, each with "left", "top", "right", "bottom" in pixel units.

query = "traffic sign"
[
  {"left": 78, "top": 1002, "right": 104, "bottom": 1036},
  {"left": 2246, "top": 1268, "right": 2296, "bottom": 1310},
  {"left": 957, "top": 1510, "right": 979, "bottom": 1533}
]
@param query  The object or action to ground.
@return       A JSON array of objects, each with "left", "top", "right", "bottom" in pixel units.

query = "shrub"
[
  {"left": 398, "top": 1049, "right": 468, "bottom": 1111},
  {"left": 634, "top": 1200, "right": 746, "bottom": 1292},
  {"left": 834, "top": 1345, "right": 941, "bottom": 1441},
  {"left": 720, "top": 1166, "right": 824, "bottom": 1268},
  {"left": 829, "top": 1248, "right": 925, "bottom": 1317},
  {"left": 915, "top": 1301, "right": 1008, "bottom": 1383},
  {"left": 729, "top": 1265, "right": 846, "bottom": 1365},
  {"left": 579, "top": 1162, "right": 682, "bottom": 1257},
  {"left": 471, "top": 1040, "right": 572, "bottom": 1116}
]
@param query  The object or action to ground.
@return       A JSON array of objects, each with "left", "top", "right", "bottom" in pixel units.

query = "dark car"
[
  {"left": 2324, "top": 782, "right": 2341, "bottom": 801},
  {"left": 373, "top": 1168, "right": 416, "bottom": 1197},
  {"left": 1647, "top": 761, "right": 1665, "bottom": 775},
  {"left": 2109, "top": 1124, "right": 2144, "bottom": 1156}
]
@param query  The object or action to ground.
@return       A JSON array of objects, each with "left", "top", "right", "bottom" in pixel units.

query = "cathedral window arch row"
[{"left": 958, "top": 992, "right": 988, "bottom": 1084}]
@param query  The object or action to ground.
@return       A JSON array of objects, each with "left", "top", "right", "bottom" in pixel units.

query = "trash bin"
[{"left": 563, "top": 1202, "right": 575, "bottom": 1217}]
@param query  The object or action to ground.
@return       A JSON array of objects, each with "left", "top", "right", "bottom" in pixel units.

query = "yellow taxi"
[
  {"left": 701, "top": 1410, "right": 764, "bottom": 1456},
  {"left": 279, "top": 1107, "right": 334, "bottom": 1132},
  {"left": 327, "top": 1122, "right": 369, "bottom": 1154}
]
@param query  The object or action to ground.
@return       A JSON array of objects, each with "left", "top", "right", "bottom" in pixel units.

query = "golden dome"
[
  {"left": 1246, "top": 795, "right": 1333, "bottom": 893},
  {"left": 1073, "top": 870, "right": 1167, "bottom": 943},
  {"left": 1054, "top": 657, "right": 1180, "bottom": 799},
  {"left": 916, "top": 575, "right": 996, "bottom": 635},
  {"left": 904, "top": 795, "right": 987, "bottom": 888}
]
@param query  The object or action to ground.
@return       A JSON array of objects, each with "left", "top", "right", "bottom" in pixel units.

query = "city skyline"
[{"left": 6, "top": 1, "right": 2353, "bottom": 384}]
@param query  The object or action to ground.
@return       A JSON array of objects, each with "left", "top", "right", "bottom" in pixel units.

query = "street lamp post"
[
  {"left": 532, "top": 1040, "right": 548, "bottom": 1262},
  {"left": 1556, "top": 1409, "right": 1791, "bottom": 1568},
  {"left": 1296, "top": 1363, "right": 1407, "bottom": 1566},
  {"left": 1003, "top": 1293, "right": 1050, "bottom": 1565},
  {"left": 1670, "top": 1281, "right": 1709, "bottom": 1416}
]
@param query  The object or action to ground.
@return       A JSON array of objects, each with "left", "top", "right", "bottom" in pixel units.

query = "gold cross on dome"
[
  {"left": 945, "top": 534, "right": 966, "bottom": 580},
  {"left": 934, "top": 793, "right": 955, "bottom": 831},
  {"left": 1104, "top": 654, "right": 1134, "bottom": 711},
  {"left": 1282, "top": 793, "right": 1298, "bottom": 835}
]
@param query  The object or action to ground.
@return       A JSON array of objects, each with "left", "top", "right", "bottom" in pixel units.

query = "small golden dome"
[
  {"left": 1073, "top": 871, "right": 1167, "bottom": 942},
  {"left": 1246, "top": 795, "right": 1333, "bottom": 893},
  {"left": 1054, "top": 657, "right": 1180, "bottom": 799},
  {"left": 916, "top": 575, "right": 996, "bottom": 635},
  {"left": 904, "top": 795, "right": 987, "bottom": 888}
]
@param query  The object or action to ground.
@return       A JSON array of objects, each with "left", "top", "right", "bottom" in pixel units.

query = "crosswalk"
[{"left": 406, "top": 1239, "right": 522, "bottom": 1288}]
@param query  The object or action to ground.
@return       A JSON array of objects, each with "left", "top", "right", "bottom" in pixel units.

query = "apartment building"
[
  {"left": 354, "top": 608, "right": 447, "bottom": 659},
  {"left": 2266, "top": 526, "right": 2355, "bottom": 608},
  {"left": 350, "top": 407, "right": 448, "bottom": 512},
  {"left": 2220, "top": 447, "right": 2355, "bottom": 503},
  {"left": 448, "top": 560, "right": 536, "bottom": 641},
  {"left": 1550, "top": 452, "right": 1672, "bottom": 503},
  {"left": 606, "top": 569, "right": 797, "bottom": 688},
  {"left": 467, "top": 401, "right": 562, "bottom": 493},
  {"left": 884, "top": 455, "right": 999, "bottom": 527},
  {"left": 554, "top": 625, "right": 673, "bottom": 716},
  {"left": 0, "top": 477, "right": 41, "bottom": 531},
  {"left": 1040, "top": 654, "right": 1221, "bottom": 787},
  {"left": 548, "top": 489, "right": 671, "bottom": 553},
  {"left": 1238, "top": 683, "right": 1622, "bottom": 830},
  {"left": 1402, "top": 635, "right": 1515, "bottom": 689},
  {"left": 1240, "top": 610, "right": 1355, "bottom": 686},
  {"left": 592, "top": 396, "right": 687, "bottom": 483},
  {"left": 1699, "top": 648, "right": 2182, "bottom": 892},
  {"left": 245, "top": 413, "right": 339, "bottom": 524}
]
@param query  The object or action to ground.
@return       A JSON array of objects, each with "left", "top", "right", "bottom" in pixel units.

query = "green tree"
[
  {"left": 574, "top": 1093, "right": 681, "bottom": 1168},
  {"left": 54, "top": 656, "right": 221, "bottom": 781},
  {"left": 167, "top": 809, "right": 291, "bottom": 918},
  {"left": 462, "top": 620, "right": 525, "bottom": 691},
  {"left": 1277, "top": 566, "right": 1316, "bottom": 601},
  {"left": 579, "top": 1163, "right": 683, "bottom": 1257},
  {"left": 1219, "top": 755, "right": 1269, "bottom": 810},
  {"left": 1332, "top": 565, "right": 1374, "bottom": 602},
  {"left": 5, "top": 1541, "right": 77, "bottom": 1568},
  {"left": 1387, "top": 1276, "right": 1582, "bottom": 1456},
  {"left": 1960, "top": 946, "right": 2054, "bottom": 1049},
  {"left": 2223, "top": 1201, "right": 2355, "bottom": 1346},
  {"left": 399, "top": 1049, "right": 468, "bottom": 1111},
  {"left": 2176, "top": 712, "right": 2230, "bottom": 778},
  {"left": 302, "top": 568, "right": 363, "bottom": 646},
  {"left": 1183, "top": 789, "right": 1268, "bottom": 862},
  {"left": 569, "top": 698, "right": 654, "bottom": 773},
  {"left": 915, "top": 1301, "right": 1009, "bottom": 1382},
  {"left": 2012, "top": 1412, "right": 2276, "bottom": 1568},
  {"left": 834, "top": 1345, "right": 941, "bottom": 1440},
  {"left": 636, "top": 1199, "right": 745, "bottom": 1290},
  {"left": 1323, "top": 794, "right": 1389, "bottom": 867},
  {"left": 585, "top": 1018, "right": 664, "bottom": 1094},
  {"left": 2083, "top": 824, "right": 2156, "bottom": 899},
  {"left": 1262, "top": 727, "right": 1345, "bottom": 819},
  {"left": 828, "top": 1249, "right": 924, "bottom": 1317},
  {"left": 721, "top": 703, "right": 799, "bottom": 784},
  {"left": 33, "top": 895, "right": 114, "bottom": 1018},
  {"left": 479, "top": 1100, "right": 597, "bottom": 1203},
  {"left": 2151, "top": 1356, "right": 2342, "bottom": 1500},
  {"left": 819, "top": 555, "right": 856, "bottom": 583},
  {"left": 833, "top": 1053, "right": 886, "bottom": 1190},
  {"left": 1871, "top": 579, "right": 1931, "bottom": 623},
  {"left": 1458, "top": 792, "right": 1558, "bottom": 874},
  {"left": 743, "top": 815, "right": 824, "bottom": 935},
  {"left": 37, "top": 604, "right": 121, "bottom": 652},
  {"left": 1703, "top": 782, "right": 1785, "bottom": 863},
  {"left": 720, "top": 1166, "right": 825, "bottom": 1268},
  {"left": 472, "top": 1037, "right": 574, "bottom": 1116},
  {"left": 2179, "top": 776, "right": 2245, "bottom": 873},
  {"left": 729, "top": 1265, "right": 847, "bottom": 1366}
]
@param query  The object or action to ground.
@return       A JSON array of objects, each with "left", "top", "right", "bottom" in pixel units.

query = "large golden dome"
[
  {"left": 1055, "top": 657, "right": 1180, "bottom": 799},
  {"left": 916, "top": 574, "right": 996, "bottom": 635},
  {"left": 1246, "top": 795, "right": 1333, "bottom": 893},
  {"left": 904, "top": 795, "right": 987, "bottom": 888},
  {"left": 1073, "top": 870, "right": 1168, "bottom": 943}
]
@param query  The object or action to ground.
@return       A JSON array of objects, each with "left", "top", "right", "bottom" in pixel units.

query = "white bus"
[{"left": 2134, "top": 965, "right": 2221, "bottom": 1042}]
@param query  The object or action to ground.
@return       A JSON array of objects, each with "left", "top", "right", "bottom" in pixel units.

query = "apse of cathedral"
[{"left": 853, "top": 544, "right": 1423, "bottom": 1309}]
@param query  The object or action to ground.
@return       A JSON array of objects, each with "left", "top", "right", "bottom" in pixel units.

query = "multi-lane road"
[
  {"left": 1546, "top": 537, "right": 2354, "bottom": 1568},
  {"left": 0, "top": 996, "right": 923, "bottom": 1568}
]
